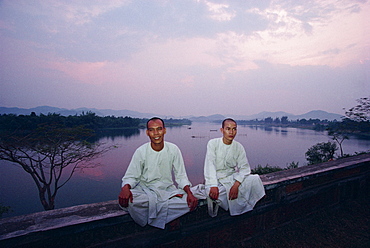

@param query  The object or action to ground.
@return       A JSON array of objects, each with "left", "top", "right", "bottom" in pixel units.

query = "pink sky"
[{"left": 0, "top": 0, "right": 369, "bottom": 117}]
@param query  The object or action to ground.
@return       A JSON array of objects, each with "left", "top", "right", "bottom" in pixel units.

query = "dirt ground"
[{"left": 244, "top": 195, "right": 369, "bottom": 248}]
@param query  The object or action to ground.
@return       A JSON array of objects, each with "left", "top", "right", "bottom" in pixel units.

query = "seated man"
[
  {"left": 118, "top": 117, "right": 198, "bottom": 229},
  {"left": 204, "top": 118, "right": 265, "bottom": 217}
]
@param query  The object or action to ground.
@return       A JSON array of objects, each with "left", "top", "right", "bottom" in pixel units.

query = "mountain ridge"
[{"left": 0, "top": 106, "right": 343, "bottom": 121}]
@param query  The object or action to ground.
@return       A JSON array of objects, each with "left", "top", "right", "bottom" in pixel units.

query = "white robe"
[
  {"left": 204, "top": 138, "right": 265, "bottom": 217},
  {"left": 121, "top": 142, "right": 193, "bottom": 229}
]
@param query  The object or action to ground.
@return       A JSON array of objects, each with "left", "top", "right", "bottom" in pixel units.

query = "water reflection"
[
  {"left": 91, "top": 128, "right": 141, "bottom": 142},
  {"left": 280, "top": 129, "right": 288, "bottom": 136},
  {"left": 247, "top": 125, "right": 289, "bottom": 136},
  {"left": 264, "top": 126, "right": 273, "bottom": 132}
]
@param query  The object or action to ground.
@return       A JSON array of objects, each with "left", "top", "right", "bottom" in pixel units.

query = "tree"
[
  {"left": 345, "top": 97, "right": 369, "bottom": 122},
  {"left": 305, "top": 141, "right": 337, "bottom": 165},
  {"left": 264, "top": 117, "right": 273, "bottom": 123},
  {"left": 327, "top": 124, "right": 348, "bottom": 157},
  {"left": 326, "top": 97, "right": 370, "bottom": 156},
  {"left": 281, "top": 116, "right": 289, "bottom": 124},
  {"left": 0, "top": 124, "right": 111, "bottom": 211},
  {"left": 298, "top": 119, "right": 307, "bottom": 125}
]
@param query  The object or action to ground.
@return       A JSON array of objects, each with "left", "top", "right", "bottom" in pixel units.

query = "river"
[{"left": 1, "top": 122, "right": 369, "bottom": 217}]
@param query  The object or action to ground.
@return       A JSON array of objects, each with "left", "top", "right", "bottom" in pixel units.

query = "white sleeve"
[
  {"left": 233, "top": 143, "right": 251, "bottom": 183},
  {"left": 172, "top": 145, "right": 191, "bottom": 189},
  {"left": 121, "top": 147, "right": 144, "bottom": 189},
  {"left": 204, "top": 140, "right": 218, "bottom": 187}
]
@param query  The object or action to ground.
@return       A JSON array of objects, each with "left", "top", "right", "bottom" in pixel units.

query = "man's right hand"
[
  {"left": 118, "top": 184, "right": 133, "bottom": 208},
  {"left": 209, "top": 187, "right": 219, "bottom": 200}
]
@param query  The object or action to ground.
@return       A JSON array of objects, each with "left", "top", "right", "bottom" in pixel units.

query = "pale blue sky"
[{"left": 0, "top": 0, "right": 369, "bottom": 116}]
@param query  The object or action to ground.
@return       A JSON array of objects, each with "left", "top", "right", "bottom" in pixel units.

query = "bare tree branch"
[{"left": 0, "top": 125, "right": 112, "bottom": 210}]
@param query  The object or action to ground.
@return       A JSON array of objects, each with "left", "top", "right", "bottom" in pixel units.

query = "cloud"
[
  {"left": 242, "top": 0, "right": 369, "bottom": 66},
  {"left": 0, "top": 0, "right": 369, "bottom": 116},
  {"left": 204, "top": 1, "right": 236, "bottom": 21},
  {"left": 4, "top": 0, "right": 129, "bottom": 26}
]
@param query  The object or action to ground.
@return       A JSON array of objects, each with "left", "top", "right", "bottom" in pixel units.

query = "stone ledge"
[
  {"left": 260, "top": 153, "right": 370, "bottom": 189},
  {"left": 0, "top": 200, "right": 128, "bottom": 240}
]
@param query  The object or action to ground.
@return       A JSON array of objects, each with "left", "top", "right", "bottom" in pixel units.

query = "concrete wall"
[{"left": 1, "top": 154, "right": 369, "bottom": 248}]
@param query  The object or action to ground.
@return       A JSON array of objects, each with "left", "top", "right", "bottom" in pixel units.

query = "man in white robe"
[
  {"left": 204, "top": 118, "right": 265, "bottom": 217},
  {"left": 118, "top": 117, "right": 198, "bottom": 229}
]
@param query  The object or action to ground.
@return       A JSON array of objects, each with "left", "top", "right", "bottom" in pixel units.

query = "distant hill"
[
  {"left": 228, "top": 110, "right": 343, "bottom": 121},
  {"left": 0, "top": 106, "right": 157, "bottom": 119},
  {"left": 293, "top": 110, "right": 343, "bottom": 121},
  {"left": 0, "top": 106, "right": 343, "bottom": 121},
  {"left": 188, "top": 114, "right": 226, "bottom": 122}
]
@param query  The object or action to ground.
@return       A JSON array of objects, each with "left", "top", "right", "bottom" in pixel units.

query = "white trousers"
[
  {"left": 122, "top": 185, "right": 201, "bottom": 229},
  {"left": 206, "top": 174, "right": 265, "bottom": 217}
]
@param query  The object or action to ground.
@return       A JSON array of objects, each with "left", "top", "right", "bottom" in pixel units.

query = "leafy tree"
[
  {"left": 298, "top": 119, "right": 308, "bottom": 125},
  {"left": 345, "top": 97, "right": 369, "bottom": 122},
  {"left": 0, "top": 112, "right": 142, "bottom": 131},
  {"left": 286, "top": 161, "right": 299, "bottom": 169},
  {"left": 281, "top": 116, "right": 289, "bottom": 124},
  {"left": 274, "top": 117, "right": 281, "bottom": 124},
  {"left": 251, "top": 161, "right": 299, "bottom": 175},
  {"left": 326, "top": 97, "right": 370, "bottom": 156},
  {"left": 252, "top": 164, "right": 283, "bottom": 174},
  {"left": 0, "top": 124, "right": 111, "bottom": 211},
  {"left": 305, "top": 141, "right": 337, "bottom": 165},
  {"left": 264, "top": 117, "right": 273, "bottom": 123}
]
